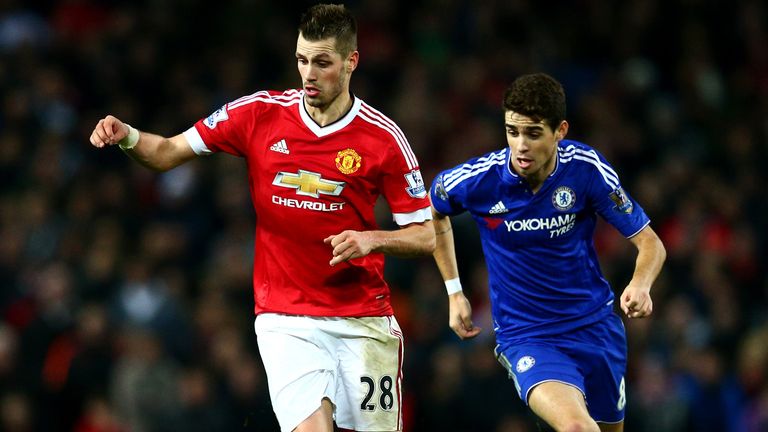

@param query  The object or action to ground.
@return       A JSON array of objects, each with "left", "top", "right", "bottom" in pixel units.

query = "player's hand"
[
  {"left": 620, "top": 284, "right": 653, "bottom": 318},
  {"left": 90, "top": 115, "right": 129, "bottom": 148},
  {"left": 448, "top": 292, "right": 482, "bottom": 339},
  {"left": 324, "top": 230, "right": 374, "bottom": 266}
]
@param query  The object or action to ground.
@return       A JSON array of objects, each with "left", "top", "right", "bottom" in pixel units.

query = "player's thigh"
[
  {"left": 294, "top": 398, "right": 334, "bottom": 432},
  {"left": 334, "top": 316, "right": 404, "bottom": 432},
  {"left": 255, "top": 314, "right": 337, "bottom": 432},
  {"left": 577, "top": 314, "right": 627, "bottom": 424},
  {"left": 496, "top": 343, "right": 597, "bottom": 431},
  {"left": 528, "top": 381, "right": 596, "bottom": 430}
]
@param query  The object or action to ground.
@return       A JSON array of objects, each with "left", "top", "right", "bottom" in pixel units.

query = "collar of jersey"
[
  {"left": 299, "top": 92, "right": 362, "bottom": 137},
  {"left": 502, "top": 147, "right": 561, "bottom": 184}
]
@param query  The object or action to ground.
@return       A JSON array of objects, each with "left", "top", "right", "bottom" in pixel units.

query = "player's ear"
[
  {"left": 555, "top": 120, "right": 569, "bottom": 141},
  {"left": 346, "top": 51, "right": 359, "bottom": 73}
]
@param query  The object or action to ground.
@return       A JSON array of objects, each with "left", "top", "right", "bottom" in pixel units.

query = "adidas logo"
[
  {"left": 489, "top": 201, "right": 508, "bottom": 214},
  {"left": 269, "top": 139, "right": 290, "bottom": 154}
]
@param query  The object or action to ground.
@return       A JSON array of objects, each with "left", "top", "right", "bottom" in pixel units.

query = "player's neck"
[{"left": 305, "top": 91, "right": 354, "bottom": 126}]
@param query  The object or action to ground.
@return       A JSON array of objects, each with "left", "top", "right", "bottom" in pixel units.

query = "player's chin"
[{"left": 305, "top": 97, "right": 325, "bottom": 108}]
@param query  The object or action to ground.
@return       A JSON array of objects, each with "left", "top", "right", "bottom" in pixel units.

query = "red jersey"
[{"left": 183, "top": 90, "right": 431, "bottom": 317}]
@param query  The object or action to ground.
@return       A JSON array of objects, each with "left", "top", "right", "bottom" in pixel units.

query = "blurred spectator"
[
  {"left": 0, "top": 391, "right": 35, "bottom": 432},
  {"left": 109, "top": 328, "right": 180, "bottom": 432},
  {"left": 73, "top": 396, "right": 125, "bottom": 432}
]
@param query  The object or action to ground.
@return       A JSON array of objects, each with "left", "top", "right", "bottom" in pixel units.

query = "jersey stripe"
[
  {"left": 444, "top": 150, "right": 507, "bottom": 184},
  {"left": 444, "top": 151, "right": 507, "bottom": 191},
  {"left": 360, "top": 101, "right": 419, "bottom": 169},
  {"left": 386, "top": 316, "right": 405, "bottom": 430},
  {"left": 228, "top": 90, "right": 269, "bottom": 107},
  {"left": 359, "top": 103, "right": 418, "bottom": 168},
  {"left": 358, "top": 106, "right": 418, "bottom": 169},
  {"left": 228, "top": 91, "right": 301, "bottom": 110},
  {"left": 559, "top": 146, "right": 620, "bottom": 189},
  {"left": 559, "top": 146, "right": 619, "bottom": 181}
]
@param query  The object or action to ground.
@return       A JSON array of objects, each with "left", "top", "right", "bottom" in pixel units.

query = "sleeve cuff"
[
  {"left": 626, "top": 220, "right": 651, "bottom": 238},
  {"left": 183, "top": 126, "right": 213, "bottom": 155},
  {"left": 393, "top": 207, "right": 432, "bottom": 226}
]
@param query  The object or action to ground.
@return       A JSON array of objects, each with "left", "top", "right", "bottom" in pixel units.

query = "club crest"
[
  {"left": 552, "top": 186, "right": 575, "bottom": 211},
  {"left": 335, "top": 148, "right": 362, "bottom": 174},
  {"left": 516, "top": 355, "right": 536, "bottom": 373}
]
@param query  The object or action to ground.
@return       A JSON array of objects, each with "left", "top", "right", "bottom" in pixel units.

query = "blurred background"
[{"left": 1, "top": 0, "right": 766, "bottom": 431}]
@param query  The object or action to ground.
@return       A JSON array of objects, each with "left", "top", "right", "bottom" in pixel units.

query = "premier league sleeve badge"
[{"left": 608, "top": 187, "right": 634, "bottom": 214}]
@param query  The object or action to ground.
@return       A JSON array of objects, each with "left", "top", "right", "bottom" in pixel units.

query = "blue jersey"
[{"left": 430, "top": 140, "right": 650, "bottom": 342}]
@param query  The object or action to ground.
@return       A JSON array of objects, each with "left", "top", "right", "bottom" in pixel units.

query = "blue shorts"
[{"left": 495, "top": 314, "right": 627, "bottom": 424}]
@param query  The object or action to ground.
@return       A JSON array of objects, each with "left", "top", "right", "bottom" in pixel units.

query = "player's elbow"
[
  {"left": 635, "top": 226, "right": 666, "bottom": 265},
  {"left": 656, "top": 236, "right": 667, "bottom": 264},
  {"left": 137, "top": 158, "right": 176, "bottom": 173},
  {"left": 422, "top": 231, "right": 436, "bottom": 255},
  {"left": 398, "top": 221, "right": 435, "bottom": 256},
  {"left": 647, "top": 229, "right": 666, "bottom": 263},
  {"left": 150, "top": 138, "right": 193, "bottom": 172},
  {"left": 152, "top": 159, "right": 181, "bottom": 172},
  {"left": 420, "top": 221, "right": 436, "bottom": 254}
]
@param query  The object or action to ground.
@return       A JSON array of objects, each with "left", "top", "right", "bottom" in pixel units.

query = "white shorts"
[{"left": 254, "top": 313, "right": 404, "bottom": 432}]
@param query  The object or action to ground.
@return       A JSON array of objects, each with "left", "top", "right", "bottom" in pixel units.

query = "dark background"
[{"left": 0, "top": 0, "right": 766, "bottom": 431}]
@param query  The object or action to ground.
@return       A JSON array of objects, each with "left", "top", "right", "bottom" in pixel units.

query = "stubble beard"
[{"left": 308, "top": 71, "right": 347, "bottom": 110}]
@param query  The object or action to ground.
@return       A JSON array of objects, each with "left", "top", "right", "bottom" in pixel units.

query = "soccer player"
[
  {"left": 89, "top": 5, "right": 434, "bottom": 432},
  {"left": 429, "top": 73, "right": 666, "bottom": 432}
]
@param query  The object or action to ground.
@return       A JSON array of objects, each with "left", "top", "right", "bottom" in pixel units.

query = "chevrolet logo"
[{"left": 272, "top": 170, "right": 345, "bottom": 198}]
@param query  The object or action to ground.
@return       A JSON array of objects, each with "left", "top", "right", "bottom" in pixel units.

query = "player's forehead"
[
  {"left": 504, "top": 111, "right": 547, "bottom": 130},
  {"left": 296, "top": 33, "right": 341, "bottom": 59}
]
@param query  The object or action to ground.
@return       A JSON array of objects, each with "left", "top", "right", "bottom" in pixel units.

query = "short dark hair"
[
  {"left": 298, "top": 4, "right": 357, "bottom": 58},
  {"left": 503, "top": 73, "right": 566, "bottom": 131}
]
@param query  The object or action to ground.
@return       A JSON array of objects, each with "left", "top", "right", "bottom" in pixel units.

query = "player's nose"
[{"left": 306, "top": 65, "right": 321, "bottom": 80}]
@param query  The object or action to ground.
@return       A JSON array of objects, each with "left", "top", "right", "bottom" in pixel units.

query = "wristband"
[
  {"left": 118, "top": 124, "right": 139, "bottom": 150},
  {"left": 445, "top": 278, "right": 462, "bottom": 295}
]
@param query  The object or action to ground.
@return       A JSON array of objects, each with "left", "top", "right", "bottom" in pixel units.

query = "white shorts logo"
[{"left": 516, "top": 355, "right": 536, "bottom": 373}]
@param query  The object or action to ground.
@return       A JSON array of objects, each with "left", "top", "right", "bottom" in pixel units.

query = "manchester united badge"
[{"left": 335, "top": 148, "right": 362, "bottom": 174}]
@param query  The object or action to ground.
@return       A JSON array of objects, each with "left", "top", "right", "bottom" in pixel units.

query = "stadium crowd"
[{"left": 0, "top": 0, "right": 766, "bottom": 431}]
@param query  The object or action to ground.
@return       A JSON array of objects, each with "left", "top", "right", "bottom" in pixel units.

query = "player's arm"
[
  {"left": 324, "top": 219, "right": 435, "bottom": 265},
  {"left": 90, "top": 115, "right": 197, "bottom": 172},
  {"left": 620, "top": 225, "right": 666, "bottom": 318},
  {"left": 431, "top": 204, "right": 482, "bottom": 340}
]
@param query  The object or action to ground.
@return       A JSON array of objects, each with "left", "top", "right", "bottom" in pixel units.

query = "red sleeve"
[
  {"left": 189, "top": 91, "right": 270, "bottom": 157},
  {"left": 377, "top": 130, "right": 430, "bottom": 220}
]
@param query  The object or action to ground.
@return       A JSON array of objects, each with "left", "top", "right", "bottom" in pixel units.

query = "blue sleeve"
[
  {"left": 429, "top": 170, "right": 466, "bottom": 216},
  {"left": 584, "top": 150, "right": 650, "bottom": 238}
]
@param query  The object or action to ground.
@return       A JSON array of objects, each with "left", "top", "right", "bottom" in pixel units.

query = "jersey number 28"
[{"left": 360, "top": 375, "right": 394, "bottom": 411}]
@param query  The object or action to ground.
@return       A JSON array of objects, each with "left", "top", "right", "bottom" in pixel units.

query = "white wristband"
[
  {"left": 118, "top": 124, "right": 139, "bottom": 150},
  {"left": 445, "top": 278, "right": 463, "bottom": 295}
]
